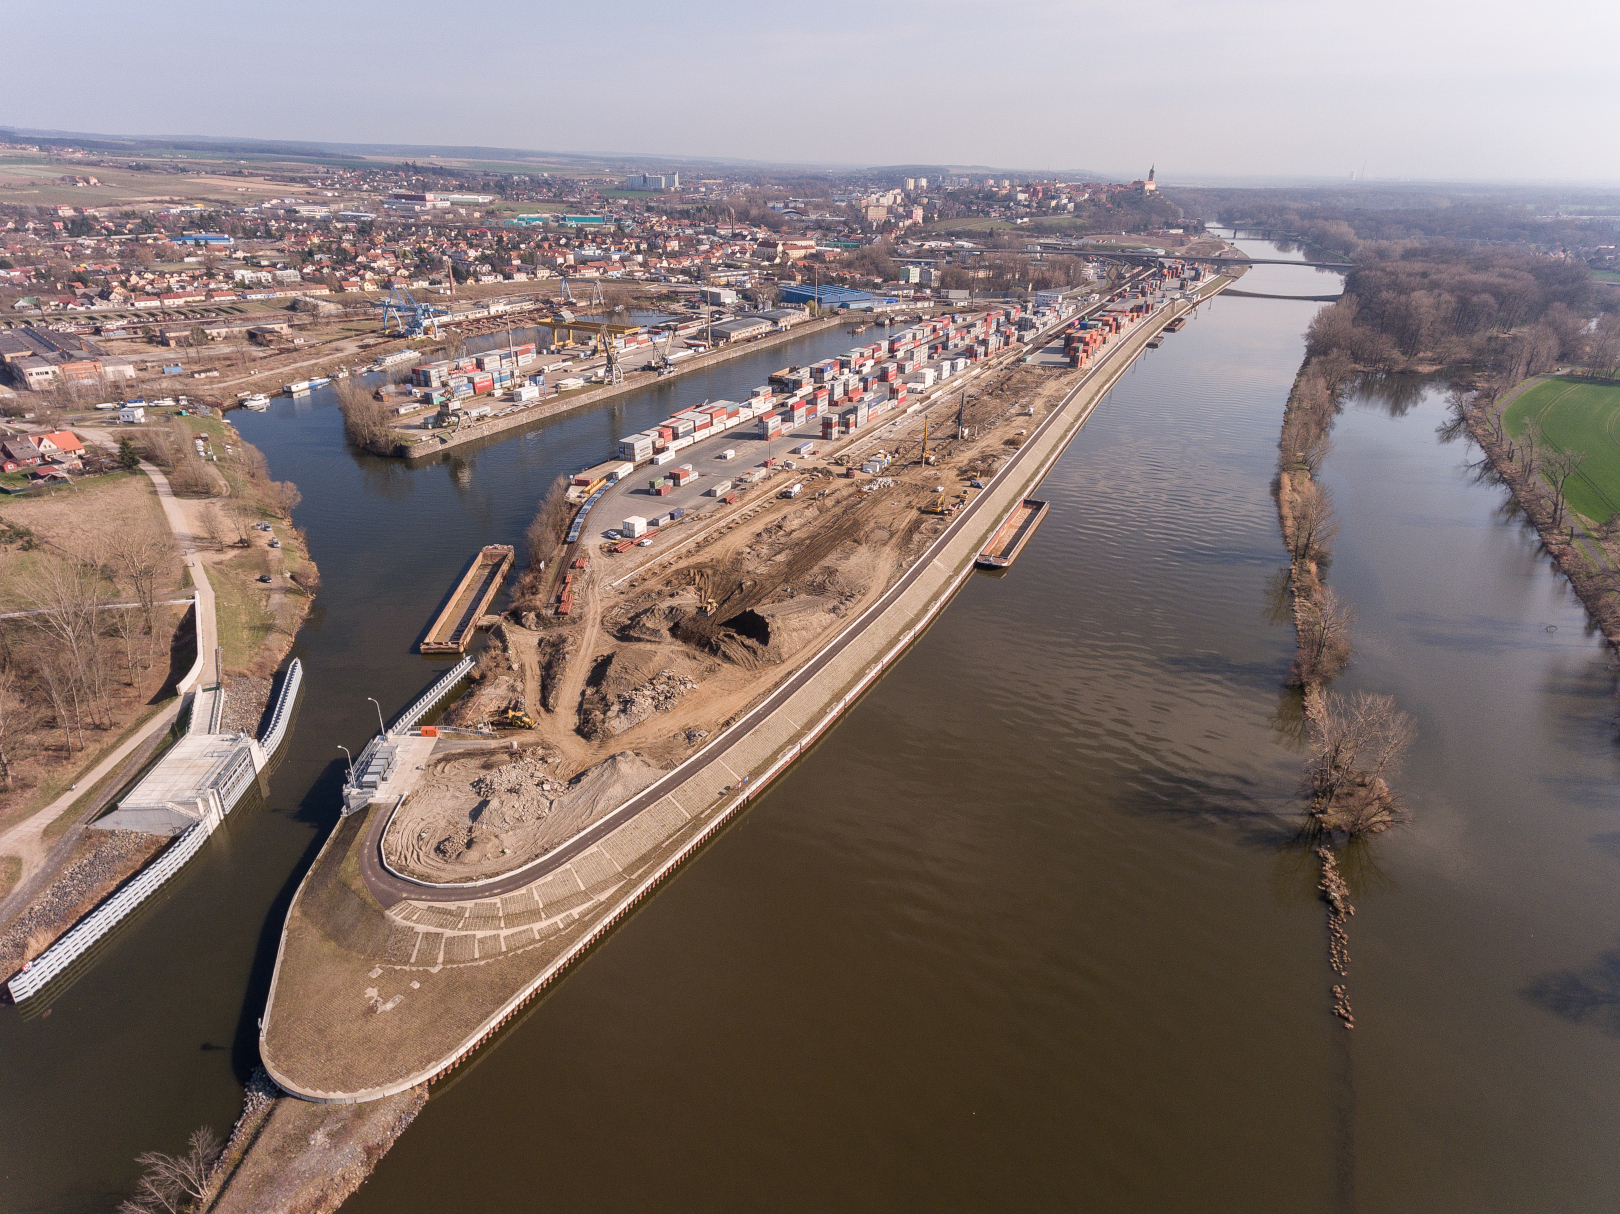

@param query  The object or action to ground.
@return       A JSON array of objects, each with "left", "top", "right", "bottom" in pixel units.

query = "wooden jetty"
[
  {"left": 421, "top": 545, "right": 515, "bottom": 653},
  {"left": 975, "top": 498, "right": 1049, "bottom": 569}
]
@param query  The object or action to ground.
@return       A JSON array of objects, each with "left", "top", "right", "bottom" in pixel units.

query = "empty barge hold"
[
  {"left": 420, "top": 545, "right": 515, "bottom": 654},
  {"left": 975, "top": 498, "right": 1049, "bottom": 569}
]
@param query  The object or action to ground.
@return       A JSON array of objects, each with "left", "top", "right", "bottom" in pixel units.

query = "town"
[
  {"left": 0, "top": 134, "right": 1214, "bottom": 437},
  {"left": 2, "top": 32, "right": 1619, "bottom": 1210}
]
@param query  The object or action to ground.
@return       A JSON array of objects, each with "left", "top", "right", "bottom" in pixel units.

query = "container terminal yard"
[{"left": 257, "top": 257, "right": 1236, "bottom": 1103}]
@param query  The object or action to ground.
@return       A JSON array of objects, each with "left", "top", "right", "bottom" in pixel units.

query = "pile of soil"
[
  {"left": 578, "top": 648, "right": 706, "bottom": 741},
  {"left": 382, "top": 749, "right": 665, "bottom": 882}
]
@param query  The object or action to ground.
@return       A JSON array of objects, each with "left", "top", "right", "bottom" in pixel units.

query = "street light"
[
  {"left": 338, "top": 745, "right": 354, "bottom": 783},
  {"left": 367, "top": 697, "right": 387, "bottom": 737}
]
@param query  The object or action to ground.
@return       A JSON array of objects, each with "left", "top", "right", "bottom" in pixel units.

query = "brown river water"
[{"left": 4, "top": 237, "right": 1618, "bottom": 1212}]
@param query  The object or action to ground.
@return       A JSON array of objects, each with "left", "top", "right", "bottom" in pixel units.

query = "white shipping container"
[
  {"left": 705, "top": 480, "right": 733, "bottom": 497},
  {"left": 622, "top": 516, "right": 648, "bottom": 537},
  {"left": 653, "top": 451, "right": 677, "bottom": 465},
  {"left": 717, "top": 449, "right": 736, "bottom": 461}
]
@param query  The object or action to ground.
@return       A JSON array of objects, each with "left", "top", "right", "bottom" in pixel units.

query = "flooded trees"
[
  {"left": 1304, "top": 690, "right": 1415, "bottom": 836},
  {"left": 335, "top": 379, "right": 400, "bottom": 457}
]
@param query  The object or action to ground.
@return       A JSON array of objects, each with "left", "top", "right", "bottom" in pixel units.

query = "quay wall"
[{"left": 402, "top": 314, "right": 851, "bottom": 462}]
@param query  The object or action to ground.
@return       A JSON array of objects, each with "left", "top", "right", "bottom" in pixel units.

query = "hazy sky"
[{"left": 5, "top": 0, "right": 1616, "bottom": 182}]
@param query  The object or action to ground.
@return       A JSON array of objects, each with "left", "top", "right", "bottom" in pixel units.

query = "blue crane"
[{"left": 379, "top": 285, "right": 445, "bottom": 338}]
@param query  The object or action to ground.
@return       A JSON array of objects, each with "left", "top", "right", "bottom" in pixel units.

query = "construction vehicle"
[{"left": 498, "top": 699, "right": 535, "bottom": 729}]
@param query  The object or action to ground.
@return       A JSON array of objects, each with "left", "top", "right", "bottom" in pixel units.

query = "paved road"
[{"left": 357, "top": 280, "right": 1201, "bottom": 907}]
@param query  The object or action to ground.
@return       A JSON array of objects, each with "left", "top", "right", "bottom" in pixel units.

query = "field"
[
  {"left": 1504, "top": 376, "right": 1620, "bottom": 523},
  {"left": 0, "top": 471, "right": 172, "bottom": 608}
]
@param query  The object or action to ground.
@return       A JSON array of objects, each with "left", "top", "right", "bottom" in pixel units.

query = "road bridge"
[{"left": 1031, "top": 244, "right": 1351, "bottom": 271}]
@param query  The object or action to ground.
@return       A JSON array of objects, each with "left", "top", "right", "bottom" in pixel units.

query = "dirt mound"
[
  {"left": 534, "top": 630, "right": 575, "bottom": 712},
  {"left": 577, "top": 647, "right": 704, "bottom": 741},
  {"left": 612, "top": 600, "right": 693, "bottom": 643},
  {"left": 383, "top": 748, "right": 665, "bottom": 882},
  {"left": 439, "top": 626, "right": 518, "bottom": 729}
]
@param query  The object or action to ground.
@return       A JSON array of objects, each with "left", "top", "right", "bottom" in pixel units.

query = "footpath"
[{"left": 0, "top": 461, "right": 216, "bottom": 943}]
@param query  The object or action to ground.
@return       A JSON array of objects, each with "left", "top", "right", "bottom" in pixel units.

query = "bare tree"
[
  {"left": 1290, "top": 479, "right": 1338, "bottom": 565},
  {"left": 1305, "top": 690, "right": 1415, "bottom": 836},
  {"left": 227, "top": 499, "right": 257, "bottom": 547},
  {"left": 1588, "top": 312, "right": 1620, "bottom": 380},
  {"left": 1296, "top": 587, "right": 1354, "bottom": 686},
  {"left": 1520, "top": 419, "right": 1540, "bottom": 487},
  {"left": 107, "top": 519, "right": 177, "bottom": 647},
  {"left": 262, "top": 481, "right": 302, "bottom": 518},
  {"left": 0, "top": 658, "right": 32, "bottom": 789},
  {"left": 1545, "top": 445, "right": 1588, "bottom": 530},
  {"left": 200, "top": 503, "right": 227, "bottom": 552},
  {"left": 120, "top": 1126, "right": 221, "bottom": 1214}
]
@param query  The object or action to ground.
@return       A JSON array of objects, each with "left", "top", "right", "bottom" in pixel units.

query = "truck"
[{"left": 780, "top": 482, "right": 803, "bottom": 499}]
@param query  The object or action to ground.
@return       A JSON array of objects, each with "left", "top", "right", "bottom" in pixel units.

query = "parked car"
[{"left": 257, "top": 574, "right": 273, "bottom": 583}]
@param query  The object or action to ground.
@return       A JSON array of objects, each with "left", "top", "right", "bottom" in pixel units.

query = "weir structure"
[{"left": 258, "top": 274, "right": 1235, "bottom": 1102}]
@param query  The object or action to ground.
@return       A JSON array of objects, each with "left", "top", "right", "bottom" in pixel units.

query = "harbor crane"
[
  {"left": 379, "top": 285, "right": 444, "bottom": 338},
  {"left": 593, "top": 327, "right": 623, "bottom": 386}
]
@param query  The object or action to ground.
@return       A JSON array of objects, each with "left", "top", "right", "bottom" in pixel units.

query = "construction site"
[{"left": 257, "top": 261, "right": 1238, "bottom": 1106}]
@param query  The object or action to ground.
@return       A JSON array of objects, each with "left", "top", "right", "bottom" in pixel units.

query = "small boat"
[
  {"left": 242, "top": 393, "right": 271, "bottom": 411},
  {"left": 976, "top": 498, "right": 1049, "bottom": 569},
  {"left": 284, "top": 380, "right": 311, "bottom": 395},
  {"left": 309, "top": 376, "right": 332, "bottom": 388}
]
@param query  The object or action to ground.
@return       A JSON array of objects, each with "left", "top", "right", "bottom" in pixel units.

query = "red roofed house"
[{"left": 35, "top": 431, "right": 85, "bottom": 468}]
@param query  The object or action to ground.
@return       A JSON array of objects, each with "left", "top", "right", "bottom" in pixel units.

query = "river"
[{"left": 4, "top": 241, "right": 1619, "bottom": 1212}]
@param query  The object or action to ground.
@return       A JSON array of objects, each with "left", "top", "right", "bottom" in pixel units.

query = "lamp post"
[
  {"left": 367, "top": 697, "right": 386, "bottom": 738},
  {"left": 338, "top": 745, "right": 354, "bottom": 783}
]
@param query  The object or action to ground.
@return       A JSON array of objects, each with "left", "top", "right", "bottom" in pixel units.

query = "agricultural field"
[{"left": 1504, "top": 375, "right": 1620, "bottom": 523}]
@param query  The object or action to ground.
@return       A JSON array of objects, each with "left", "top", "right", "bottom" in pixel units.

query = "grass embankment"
[
  {"left": 1463, "top": 382, "right": 1620, "bottom": 651},
  {"left": 1503, "top": 375, "right": 1620, "bottom": 524}
]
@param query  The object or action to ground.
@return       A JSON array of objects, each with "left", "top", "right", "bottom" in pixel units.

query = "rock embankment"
[
  {"left": 0, "top": 829, "right": 168, "bottom": 985},
  {"left": 219, "top": 674, "right": 275, "bottom": 737},
  {"left": 204, "top": 1079, "right": 426, "bottom": 1214}
]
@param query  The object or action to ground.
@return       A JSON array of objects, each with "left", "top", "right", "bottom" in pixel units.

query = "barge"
[
  {"left": 420, "top": 545, "right": 515, "bottom": 653},
  {"left": 975, "top": 498, "right": 1049, "bottom": 569}
]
